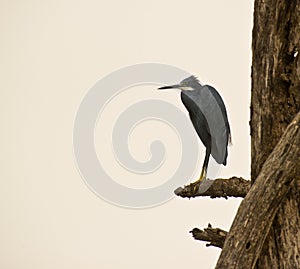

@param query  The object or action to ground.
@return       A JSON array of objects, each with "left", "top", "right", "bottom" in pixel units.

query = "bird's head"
[{"left": 158, "top": 75, "right": 202, "bottom": 91}]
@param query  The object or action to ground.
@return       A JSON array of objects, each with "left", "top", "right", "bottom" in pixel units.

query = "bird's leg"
[
  {"left": 189, "top": 149, "right": 210, "bottom": 191},
  {"left": 190, "top": 167, "right": 207, "bottom": 185},
  {"left": 199, "top": 166, "right": 207, "bottom": 182}
]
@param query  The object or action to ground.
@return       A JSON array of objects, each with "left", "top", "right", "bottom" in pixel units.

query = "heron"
[{"left": 158, "top": 75, "right": 231, "bottom": 187}]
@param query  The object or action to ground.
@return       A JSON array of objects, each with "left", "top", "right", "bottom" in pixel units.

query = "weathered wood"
[
  {"left": 256, "top": 182, "right": 300, "bottom": 268},
  {"left": 190, "top": 224, "right": 227, "bottom": 249},
  {"left": 174, "top": 177, "right": 250, "bottom": 199},
  {"left": 251, "top": 0, "right": 300, "bottom": 181},
  {"left": 215, "top": 112, "right": 300, "bottom": 269},
  {"left": 251, "top": 1, "right": 300, "bottom": 268}
]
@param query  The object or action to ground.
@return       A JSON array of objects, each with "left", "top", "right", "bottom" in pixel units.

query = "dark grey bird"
[{"left": 158, "top": 75, "right": 231, "bottom": 186}]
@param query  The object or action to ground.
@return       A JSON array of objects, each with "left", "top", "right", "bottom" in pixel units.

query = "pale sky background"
[{"left": 1, "top": 1, "right": 253, "bottom": 268}]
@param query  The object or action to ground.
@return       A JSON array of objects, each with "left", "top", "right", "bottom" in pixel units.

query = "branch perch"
[{"left": 175, "top": 177, "right": 250, "bottom": 199}]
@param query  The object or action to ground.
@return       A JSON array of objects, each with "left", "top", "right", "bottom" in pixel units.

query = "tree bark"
[
  {"left": 215, "top": 112, "right": 300, "bottom": 269},
  {"left": 251, "top": 1, "right": 300, "bottom": 268}
]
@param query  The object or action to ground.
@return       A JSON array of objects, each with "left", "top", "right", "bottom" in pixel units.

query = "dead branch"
[{"left": 190, "top": 224, "right": 227, "bottom": 249}]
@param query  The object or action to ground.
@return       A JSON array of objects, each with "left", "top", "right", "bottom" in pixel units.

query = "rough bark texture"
[
  {"left": 251, "top": 1, "right": 300, "bottom": 268},
  {"left": 251, "top": 0, "right": 300, "bottom": 181},
  {"left": 174, "top": 177, "right": 250, "bottom": 199},
  {"left": 190, "top": 224, "right": 227, "bottom": 249},
  {"left": 215, "top": 112, "right": 300, "bottom": 269}
]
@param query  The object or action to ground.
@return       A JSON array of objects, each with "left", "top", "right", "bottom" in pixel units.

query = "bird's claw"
[{"left": 188, "top": 179, "right": 203, "bottom": 193}]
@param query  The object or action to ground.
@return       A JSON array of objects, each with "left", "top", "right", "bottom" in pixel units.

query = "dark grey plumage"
[
  {"left": 180, "top": 82, "right": 230, "bottom": 165},
  {"left": 158, "top": 75, "right": 231, "bottom": 183}
]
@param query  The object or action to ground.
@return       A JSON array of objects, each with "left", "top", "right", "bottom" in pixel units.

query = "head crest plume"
[{"left": 180, "top": 75, "right": 202, "bottom": 86}]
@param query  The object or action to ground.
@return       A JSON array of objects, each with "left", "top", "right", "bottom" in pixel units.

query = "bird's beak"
[{"left": 157, "top": 84, "right": 181, "bottom": 90}]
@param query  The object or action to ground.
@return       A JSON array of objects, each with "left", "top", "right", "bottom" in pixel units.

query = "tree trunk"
[{"left": 251, "top": 0, "right": 300, "bottom": 268}]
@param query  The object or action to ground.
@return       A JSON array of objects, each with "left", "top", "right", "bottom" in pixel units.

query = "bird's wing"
[
  {"left": 181, "top": 86, "right": 230, "bottom": 165},
  {"left": 205, "top": 85, "right": 231, "bottom": 140},
  {"left": 202, "top": 86, "right": 230, "bottom": 165}
]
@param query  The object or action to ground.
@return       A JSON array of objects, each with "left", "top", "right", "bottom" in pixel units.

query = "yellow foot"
[
  {"left": 189, "top": 178, "right": 203, "bottom": 192},
  {"left": 189, "top": 168, "right": 207, "bottom": 192}
]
